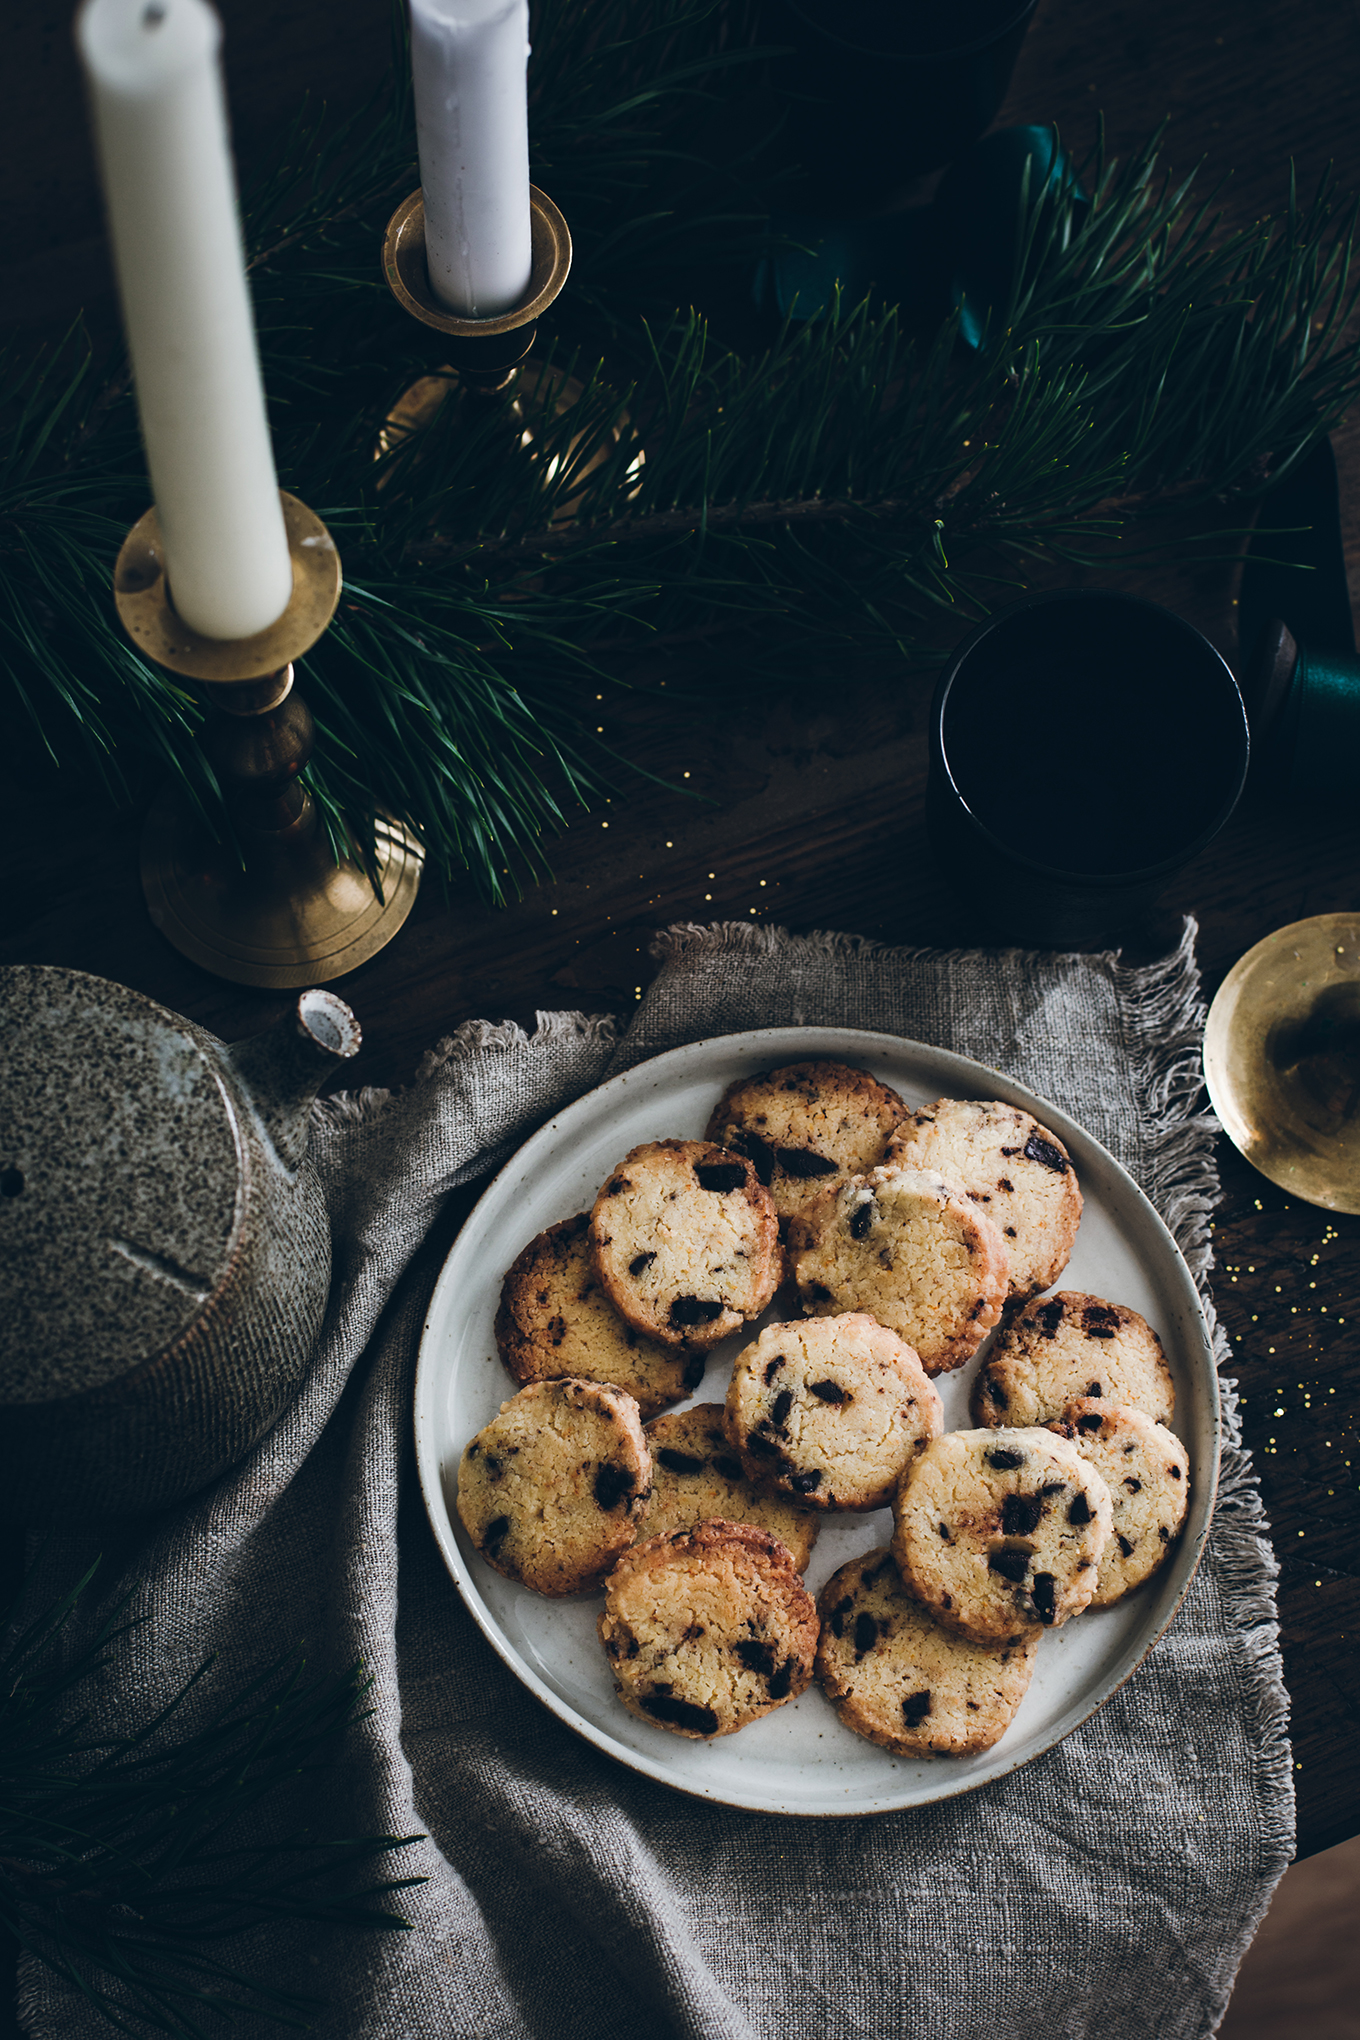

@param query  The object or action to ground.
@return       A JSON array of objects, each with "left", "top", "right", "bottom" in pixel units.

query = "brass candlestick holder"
[
  {"left": 116, "top": 491, "right": 423, "bottom": 990},
  {"left": 381, "top": 186, "right": 639, "bottom": 515},
  {"left": 381, "top": 186, "right": 597, "bottom": 478}
]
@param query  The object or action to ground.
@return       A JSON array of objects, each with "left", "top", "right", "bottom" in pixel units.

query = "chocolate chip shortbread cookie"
[
  {"left": 971, "top": 1291, "right": 1175, "bottom": 1429},
  {"left": 599, "top": 1520, "right": 819, "bottom": 1739},
  {"left": 724, "top": 1313, "right": 943, "bottom": 1511},
  {"left": 892, "top": 1427, "right": 1112, "bottom": 1645},
  {"left": 1049, "top": 1399, "right": 1190, "bottom": 1606},
  {"left": 495, "top": 1214, "right": 705, "bottom": 1417},
  {"left": 457, "top": 1378, "right": 651, "bottom": 1596},
  {"left": 705, "top": 1060, "right": 908, "bottom": 1230},
  {"left": 590, "top": 1140, "right": 779, "bottom": 1350},
  {"left": 789, "top": 1164, "right": 1009, "bottom": 1374},
  {"left": 886, "top": 1098, "right": 1081, "bottom": 1301},
  {"left": 638, "top": 1405, "right": 820, "bottom": 1571},
  {"left": 816, "top": 1549, "right": 1037, "bottom": 1756}
]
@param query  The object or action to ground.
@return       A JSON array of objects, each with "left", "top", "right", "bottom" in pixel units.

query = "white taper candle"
[
  {"left": 77, "top": 0, "right": 293, "bottom": 642},
  {"left": 410, "top": 0, "right": 533, "bottom": 318}
]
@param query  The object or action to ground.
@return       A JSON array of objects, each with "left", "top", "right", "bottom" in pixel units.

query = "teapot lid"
[{"left": 1, "top": 965, "right": 244, "bottom": 1404}]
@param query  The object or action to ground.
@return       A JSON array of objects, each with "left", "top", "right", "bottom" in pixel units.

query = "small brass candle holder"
[
  {"left": 381, "top": 186, "right": 593, "bottom": 475},
  {"left": 383, "top": 184, "right": 572, "bottom": 394},
  {"left": 115, "top": 491, "right": 423, "bottom": 990},
  {"left": 380, "top": 186, "right": 639, "bottom": 516}
]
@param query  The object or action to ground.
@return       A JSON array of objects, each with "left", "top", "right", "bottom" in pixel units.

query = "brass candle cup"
[
  {"left": 115, "top": 491, "right": 423, "bottom": 990},
  {"left": 382, "top": 184, "right": 573, "bottom": 387},
  {"left": 114, "top": 491, "right": 341, "bottom": 678}
]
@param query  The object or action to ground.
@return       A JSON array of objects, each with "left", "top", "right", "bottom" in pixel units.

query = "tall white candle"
[
  {"left": 77, "top": 0, "right": 293, "bottom": 642},
  {"left": 410, "top": 0, "right": 533, "bottom": 318}
]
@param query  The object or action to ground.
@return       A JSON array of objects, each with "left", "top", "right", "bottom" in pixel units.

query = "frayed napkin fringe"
[
  {"left": 650, "top": 919, "right": 1127, "bottom": 971},
  {"left": 314, "top": 1084, "right": 395, "bottom": 1127},
  {"left": 15, "top": 1979, "right": 53, "bottom": 2039},
  {"left": 1112, "top": 916, "right": 1294, "bottom": 1865},
  {"left": 1109, "top": 919, "right": 1220, "bottom": 1283},
  {"left": 314, "top": 1011, "right": 619, "bottom": 1129},
  {"left": 415, "top": 1011, "right": 618, "bottom": 1082}
]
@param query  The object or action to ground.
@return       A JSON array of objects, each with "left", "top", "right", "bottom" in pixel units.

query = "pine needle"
[
  {"left": 1, "top": 1561, "right": 424, "bottom": 2037},
  {"left": 4, "top": 2, "right": 1359, "bottom": 899}
]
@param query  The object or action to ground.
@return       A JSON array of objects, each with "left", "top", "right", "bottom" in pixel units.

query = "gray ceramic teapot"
[{"left": 0, "top": 965, "right": 360, "bottom": 1522}]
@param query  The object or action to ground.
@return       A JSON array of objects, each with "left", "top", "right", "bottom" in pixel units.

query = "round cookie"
[
  {"left": 971, "top": 1291, "right": 1175, "bottom": 1429},
  {"left": 590, "top": 1140, "right": 779, "bottom": 1350},
  {"left": 638, "top": 1404, "right": 820, "bottom": 1571},
  {"left": 816, "top": 1548, "right": 1037, "bottom": 1756},
  {"left": 598, "top": 1520, "right": 819, "bottom": 1739},
  {"left": 788, "top": 1164, "right": 1009, "bottom": 1374},
  {"left": 704, "top": 1060, "right": 908, "bottom": 1228},
  {"left": 1049, "top": 1399, "right": 1190, "bottom": 1606},
  {"left": 886, "top": 1097, "right": 1081, "bottom": 1300},
  {"left": 892, "top": 1427, "right": 1112, "bottom": 1644},
  {"left": 495, "top": 1214, "right": 705, "bottom": 1416},
  {"left": 457, "top": 1378, "right": 652, "bottom": 1596},
  {"left": 724, "top": 1313, "right": 943, "bottom": 1511}
]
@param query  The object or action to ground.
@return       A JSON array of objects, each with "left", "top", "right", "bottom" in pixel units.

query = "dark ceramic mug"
[{"left": 928, "top": 590, "right": 1250, "bottom": 947}]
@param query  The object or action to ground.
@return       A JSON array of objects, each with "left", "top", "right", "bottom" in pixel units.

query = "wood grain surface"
[{"left": 3, "top": 0, "right": 1359, "bottom": 1894}]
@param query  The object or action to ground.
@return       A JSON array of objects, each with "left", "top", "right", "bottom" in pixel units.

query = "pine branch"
[
  {"left": 1, "top": 1562, "right": 424, "bottom": 2038},
  {"left": 5, "top": 0, "right": 1360, "bottom": 901}
]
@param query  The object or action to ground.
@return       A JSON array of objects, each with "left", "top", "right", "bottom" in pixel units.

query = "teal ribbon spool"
[
  {"left": 753, "top": 210, "right": 937, "bottom": 322},
  {"left": 936, "top": 124, "right": 1088, "bottom": 348},
  {"left": 752, "top": 123, "right": 1086, "bottom": 335},
  {"left": 1238, "top": 436, "right": 1358, "bottom": 801},
  {"left": 1279, "top": 643, "right": 1360, "bottom": 796}
]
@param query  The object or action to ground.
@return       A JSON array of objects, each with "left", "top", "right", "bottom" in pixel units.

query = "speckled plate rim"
[{"left": 415, "top": 1026, "right": 1220, "bottom": 1817}]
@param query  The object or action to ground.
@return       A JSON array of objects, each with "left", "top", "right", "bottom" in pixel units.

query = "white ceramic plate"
[{"left": 415, "top": 1027, "right": 1220, "bottom": 1816}]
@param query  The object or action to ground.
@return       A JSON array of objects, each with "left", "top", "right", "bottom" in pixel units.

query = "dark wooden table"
[{"left": 4, "top": 0, "right": 1360, "bottom": 1888}]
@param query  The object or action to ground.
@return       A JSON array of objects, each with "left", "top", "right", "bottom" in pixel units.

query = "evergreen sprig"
[
  {"left": 3, "top": 0, "right": 1360, "bottom": 901},
  {"left": 1, "top": 1562, "right": 423, "bottom": 2037}
]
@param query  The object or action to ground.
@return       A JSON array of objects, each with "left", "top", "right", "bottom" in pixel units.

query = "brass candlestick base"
[
  {"left": 377, "top": 360, "right": 635, "bottom": 521},
  {"left": 115, "top": 492, "right": 423, "bottom": 990},
  {"left": 140, "top": 793, "right": 423, "bottom": 991}
]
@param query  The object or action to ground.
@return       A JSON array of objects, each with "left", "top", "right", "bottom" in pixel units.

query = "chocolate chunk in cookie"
[
  {"left": 590, "top": 1140, "right": 779, "bottom": 1350},
  {"left": 598, "top": 1520, "right": 819, "bottom": 1738},
  {"left": 816, "top": 1549, "right": 1037, "bottom": 1756},
  {"left": 457, "top": 1378, "right": 651, "bottom": 1595},
  {"left": 971, "top": 1291, "right": 1174, "bottom": 1428},
  {"left": 725, "top": 1313, "right": 943, "bottom": 1511}
]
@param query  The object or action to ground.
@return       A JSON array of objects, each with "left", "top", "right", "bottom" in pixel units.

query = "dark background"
[{"left": 3, "top": 0, "right": 1360, "bottom": 2024}]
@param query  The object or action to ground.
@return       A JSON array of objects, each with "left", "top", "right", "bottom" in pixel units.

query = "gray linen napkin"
[{"left": 17, "top": 921, "right": 1292, "bottom": 2040}]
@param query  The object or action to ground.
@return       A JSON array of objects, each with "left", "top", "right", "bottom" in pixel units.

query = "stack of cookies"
[{"left": 455, "top": 1061, "right": 1191, "bottom": 1757}]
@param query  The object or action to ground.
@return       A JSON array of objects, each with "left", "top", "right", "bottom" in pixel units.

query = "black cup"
[
  {"left": 928, "top": 590, "right": 1250, "bottom": 947},
  {"left": 759, "top": 0, "right": 1038, "bottom": 208}
]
